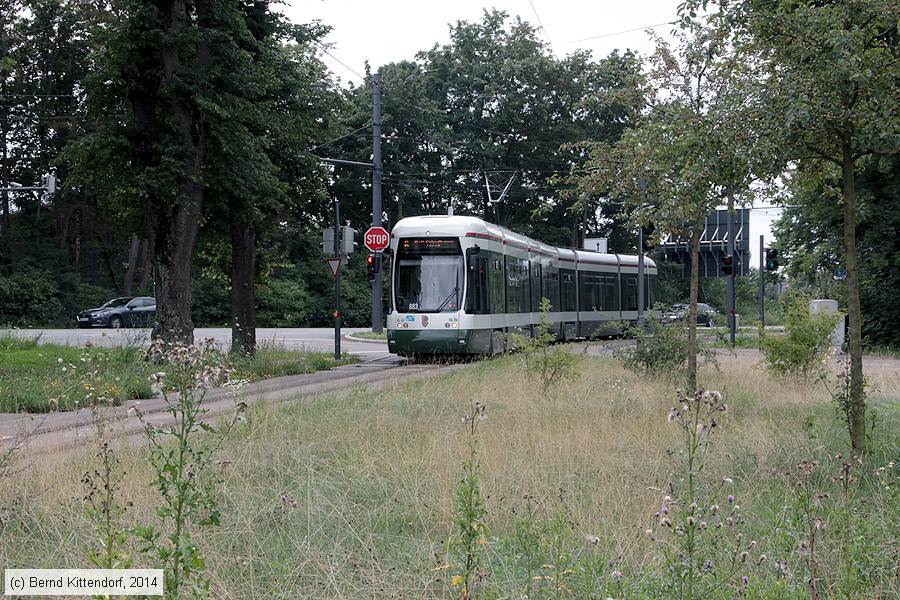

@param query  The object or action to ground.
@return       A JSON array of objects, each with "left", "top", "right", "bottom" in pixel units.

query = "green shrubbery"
[
  {"left": 509, "top": 298, "right": 581, "bottom": 392},
  {"left": 614, "top": 316, "right": 716, "bottom": 379},
  {"left": 761, "top": 296, "right": 840, "bottom": 377}
]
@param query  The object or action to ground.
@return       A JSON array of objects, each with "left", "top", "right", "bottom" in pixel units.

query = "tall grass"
[
  {"left": 1, "top": 354, "right": 897, "bottom": 597},
  {"left": 0, "top": 335, "right": 356, "bottom": 413}
]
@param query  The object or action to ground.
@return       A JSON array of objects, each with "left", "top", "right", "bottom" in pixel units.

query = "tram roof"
[{"left": 391, "top": 215, "right": 655, "bottom": 268}]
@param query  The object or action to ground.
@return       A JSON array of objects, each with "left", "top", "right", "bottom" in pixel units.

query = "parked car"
[
  {"left": 662, "top": 303, "right": 718, "bottom": 327},
  {"left": 76, "top": 297, "right": 156, "bottom": 329}
]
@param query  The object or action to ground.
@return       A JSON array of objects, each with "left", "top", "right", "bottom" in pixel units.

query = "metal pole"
[
  {"left": 637, "top": 226, "right": 645, "bottom": 324},
  {"left": 371, "top": 71, "right": 384, "bottom": 333},
  {"left": 759, "top": 234, "right": 765, "bottom": 328},
  {"left": 727, "top": 197, "right": 736, "bottom": 347},
  {"left": 334, "top": 198, "right": 341, "bottom": 360},
  {"left": 637, "top": 180, "right": 646, "bottom": 325}
]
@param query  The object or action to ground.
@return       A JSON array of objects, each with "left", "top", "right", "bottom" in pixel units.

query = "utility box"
[
  {"left": 583, "top": 237, "right": 608, "bottom": 253},
  {"left": 809, "top": 299, "right": 844, "bottom": 348}
]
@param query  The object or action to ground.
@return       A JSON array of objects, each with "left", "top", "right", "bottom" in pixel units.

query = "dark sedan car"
[
  {"left": 662, "top": 303, "right": 718, "bottom": 327},
  {"left": 77, "top": 297, "right": 156, "bottom": 329}
]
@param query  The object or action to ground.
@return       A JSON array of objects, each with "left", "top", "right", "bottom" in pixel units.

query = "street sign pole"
[
  {"left": 371, "top": 72, "right": 384, "bottom": 333},
  {"left": 333, "top": 198, "right": 341, "bottom": 360},
  {"left": 727, "top": 196, "right": 736, "bottom": 347},
  {"left": 637, "top": 225, "right": 645, "bottom": 324},
  {"left": 637, "top": 180, "right": 647, "bottom": 326},
  {"left": 759, "top": 235, "right": 765, "bottom": 329}
]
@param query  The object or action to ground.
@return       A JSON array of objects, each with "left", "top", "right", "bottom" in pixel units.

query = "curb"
[{"left": 345, "top": 334, "right": 388, "bottom": 344}]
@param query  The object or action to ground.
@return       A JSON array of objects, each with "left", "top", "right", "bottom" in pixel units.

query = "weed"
[
  {"left": 510, "top": 298, "right": 580, "bottom": 393},
  {"left": 132, "top": 339, "right": 232, "bottom": 599},
  {"left": 447, "top": 400, "right": 488, "bottom": 599},
  {"left": 649, "top": 387, "right": 762, "bottom": 599},
  {"left": 79, "top": 350, "right": 132, "bottom": 571}
]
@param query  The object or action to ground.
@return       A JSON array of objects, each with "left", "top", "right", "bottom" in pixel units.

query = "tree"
[
  {"left": 570, "top": 13, "right": 768, "bottom": 391},
  {"left": 68, "top": 0, "right": 341, "bottom": 346},
  {"left": 727, "top": 0, "right": 899, "bottom": 454},
  {"left": 323, "top": 10, "right": 645, "bottom": 249},
  {"left": 200, "top": 3, "right": 339, "bottom": 356},
  {"left": 774, "top": 155, "right": 900, "bottom": 346}
]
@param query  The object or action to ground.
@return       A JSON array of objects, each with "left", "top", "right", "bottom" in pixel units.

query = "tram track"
[{"left": 0, "top": 356, "right": 470, "bottom": 460}]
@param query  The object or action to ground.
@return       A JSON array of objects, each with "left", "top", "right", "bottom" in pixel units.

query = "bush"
[
  {"left": 761, "top": 295, "right": 840, "bottom": 377},
  {"left": 614, "top": 316, "right": 714, "bottom": 377},
  {"left": 0, "top": 268, "right": 66, "bottom": 327},
  {"left": 256, "top": 279, "right": 315, "bottom": 327},
  {"left": 510, "top": 298, "right": 580, "bottom": 392}
]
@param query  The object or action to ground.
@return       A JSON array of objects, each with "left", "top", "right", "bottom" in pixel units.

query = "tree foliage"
[{"left": 720, "top": 0, "right": 900, "bottom": 455}]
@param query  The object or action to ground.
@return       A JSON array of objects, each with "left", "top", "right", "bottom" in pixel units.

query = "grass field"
[
  {"left": 1, "top": 353, "right": 897, "bottom": 598},
  {"left": 0, "top": 336, "right": 357, "bottom": 413},
  {"left": 352, "top": 330, "right": 387, "bottom": 340}
]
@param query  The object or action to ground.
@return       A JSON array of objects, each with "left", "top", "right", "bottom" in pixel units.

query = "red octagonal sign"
[{"left": 364, "top": 226, "right": 390, "bottom": 252}]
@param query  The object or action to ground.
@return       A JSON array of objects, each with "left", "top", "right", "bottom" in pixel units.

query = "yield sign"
[{"left": 326, "top": 257, "right": 342, "bottom": 279}]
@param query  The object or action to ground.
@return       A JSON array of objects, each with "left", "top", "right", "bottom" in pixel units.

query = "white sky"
[{"left": 281, "top": 1, "right": 780, "bottom": 259}]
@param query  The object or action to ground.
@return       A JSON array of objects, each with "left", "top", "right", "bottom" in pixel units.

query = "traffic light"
[
  {"left": 366, "top": 253, "right": 381, "bottom": 281},
  {"left": 641, "top": 223, "right": 656, "bottom": 252},
  {"left": 721, "top": 255, "right": 734, "bottom": 276},
  {"left": 765, "top": 248, "right": 779, "bottom": 272}
]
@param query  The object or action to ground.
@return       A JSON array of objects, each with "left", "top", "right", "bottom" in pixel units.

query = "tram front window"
[{"left": 395, "top": 238, "right": 463, "bottom": 313}]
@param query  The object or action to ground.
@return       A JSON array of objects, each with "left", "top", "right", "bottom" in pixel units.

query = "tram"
[{"left": 386, "top": 215, "right": 658, "bottom": 355}]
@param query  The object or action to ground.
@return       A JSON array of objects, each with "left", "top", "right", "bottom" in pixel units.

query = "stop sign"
[{"left": 364, "top": 226, "right": 390, "bottom": 252}]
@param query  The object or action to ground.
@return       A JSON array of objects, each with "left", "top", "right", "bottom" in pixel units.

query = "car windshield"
[
  {"left": 101, "top": 298, "right": 132, "bottom": 308},
  {"left": 394, "top": 238, "right": 463, "bottom": 313}
]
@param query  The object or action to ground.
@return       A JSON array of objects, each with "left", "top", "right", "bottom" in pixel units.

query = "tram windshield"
[{"left": 395, "top": 238, "right": 464, "bottom": 313}]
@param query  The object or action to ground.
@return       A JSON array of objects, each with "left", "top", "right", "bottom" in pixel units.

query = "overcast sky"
[{"left": 281, "top": 1, "right": 781, "bottom": 258}]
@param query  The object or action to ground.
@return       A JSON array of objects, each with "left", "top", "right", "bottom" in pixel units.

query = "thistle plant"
[
  {"left": 648, "top": 387, "right": 761, "bottom": 599},
  {"left": 79, "top": 349, "right": 132, "bottom": 572},
  {"left": 132, "top": 339, "right": 232, "bottom": 600},
  {"left": 448, "top": 400, "right": 489, "bottom": 600}
]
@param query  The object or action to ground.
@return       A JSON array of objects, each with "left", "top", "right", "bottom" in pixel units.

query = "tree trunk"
[
  {"left": 841, "top": 144, "right": 866, "bottom": 455},
  {"left": 230, "top": 222, "right": 257, "bottom": 356},
  {"left": 686, "top": 226, "right": 701, "bottom": 392},
  {"left": 122, "top": 233, "right": 140, "bottom": 296},
  {"left": 149, "top": 0, "right": 208, "bottom": 347}
]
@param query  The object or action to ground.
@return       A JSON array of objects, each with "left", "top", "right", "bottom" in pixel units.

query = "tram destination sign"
[{"left": 364, "top": 226, "right": 389, "bottom": 252}]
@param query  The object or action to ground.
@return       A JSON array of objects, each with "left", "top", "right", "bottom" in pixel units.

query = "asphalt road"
[{"left": 0, "top": 327, "right": 391, "bottom": 359}]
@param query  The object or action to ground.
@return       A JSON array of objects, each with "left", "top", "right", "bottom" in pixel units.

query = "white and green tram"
[{"left": 386, "top": 215, "right": 658, "bottom": 355}]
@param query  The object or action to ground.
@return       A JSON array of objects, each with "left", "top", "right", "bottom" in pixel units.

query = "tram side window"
[
  {"left": 465, "top": 255, "right": 490, "bottom": 314},
  {"left": 621, "top": 273, "right": 638, "bottom": 311},
  {"left": 530, "top": 262, "right": 541, "bottom": 312},
  {"left": 541, "top": 263, "right": 558, "bottom": 310},
  {"left": 489, "top": 255, "right": 505, "bottom": 315},
  {"left": 560, "top": 270, "right": 576, "bottom": 312},
  {"left": 602, "top": 275, "right": 620, "bottom": 311},
  {"left": 578, "top": 273, "right": 601, "bottom": 312},
  {"left": 505, "top": 256, "right": 529, "bottom": 313}
]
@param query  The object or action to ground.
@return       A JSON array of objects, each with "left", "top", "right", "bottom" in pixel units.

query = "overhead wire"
[
  {"left": 309, "top": 121, "right": 372, "bottom": 151},
  {"left": 561, "top": 20, "right": 679, "bottom": 45},
  {"left": 309, "top": 39, "right": 366, "bottom": 80}
]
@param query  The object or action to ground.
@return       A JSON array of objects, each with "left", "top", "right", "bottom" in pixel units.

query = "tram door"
[{"left": 489, "top": 254, "right": 505, "bottom": 353}]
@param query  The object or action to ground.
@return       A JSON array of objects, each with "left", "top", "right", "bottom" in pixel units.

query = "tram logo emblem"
[{"left": 420, "top": 315, "right": 430, "bottom": 327}]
